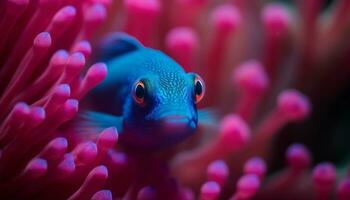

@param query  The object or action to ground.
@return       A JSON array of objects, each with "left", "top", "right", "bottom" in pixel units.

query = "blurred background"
[{"left": 0, "top": 0, "right": 350, "bottom": 199}]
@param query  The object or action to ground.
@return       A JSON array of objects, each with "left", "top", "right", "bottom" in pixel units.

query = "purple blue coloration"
[{"left": 83, "top": 33, "right": 205, "bottom": 151}]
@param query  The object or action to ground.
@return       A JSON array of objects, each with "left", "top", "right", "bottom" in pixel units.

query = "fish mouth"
[
  {"left": 159, "top": 115, "right": 196, "bottom": 134},
  {"left": 119, "top": 115, "right": 197, "bottom": 152},
  {"left": 120, "top": 113, "right": 197, "bottom": 153}
]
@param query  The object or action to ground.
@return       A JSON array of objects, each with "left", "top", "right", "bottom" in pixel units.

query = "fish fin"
[
  {"left": 198, "top": 108, "right": 220, "bottom": 129},
  {"left": 73, "top": 111, "right": 123, "bottom": 135},
  {"left": 96, "top": 32, "right": 143, "bottom": 61}
]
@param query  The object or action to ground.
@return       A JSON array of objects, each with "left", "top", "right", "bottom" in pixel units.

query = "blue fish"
[{"left": 81, "top": 33, "right": 207, "bottom": 152}]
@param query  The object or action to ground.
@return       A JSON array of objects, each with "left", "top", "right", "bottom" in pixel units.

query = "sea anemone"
[{"left": 0, "top": 0, "right": 349, "bottom": 199}]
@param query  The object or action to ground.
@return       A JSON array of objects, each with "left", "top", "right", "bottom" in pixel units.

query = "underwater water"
[{"left": 0, "top": 0, "right": 349, "bottom": 199}]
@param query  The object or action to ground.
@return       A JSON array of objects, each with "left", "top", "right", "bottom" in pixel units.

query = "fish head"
[{"left": 122, "top": 71, "right": 205, "bottom": 151}]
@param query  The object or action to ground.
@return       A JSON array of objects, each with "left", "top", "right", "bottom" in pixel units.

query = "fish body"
[{"left": 84, "top": 33, "right": 205, "bottom": 151}]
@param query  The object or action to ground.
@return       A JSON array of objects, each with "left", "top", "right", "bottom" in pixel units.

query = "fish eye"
[
  {"left": 194, "top": 76, "right": 205, "bottom": 104},
  {"left": 133, "top": 81, "right": 146, "bottom": 105}
]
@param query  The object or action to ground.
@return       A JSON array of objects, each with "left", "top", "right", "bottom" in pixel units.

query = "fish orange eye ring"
[
  {"left": 194, "top": 75, "right": 205, "bottom": 104},
  {"left": 133, "top": 81, "right": 146, "bottom": 105}
]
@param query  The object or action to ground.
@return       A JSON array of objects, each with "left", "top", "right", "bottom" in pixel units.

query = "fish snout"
[{"left": 160, "top": 115, "right": 196, "bottom": 134}]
